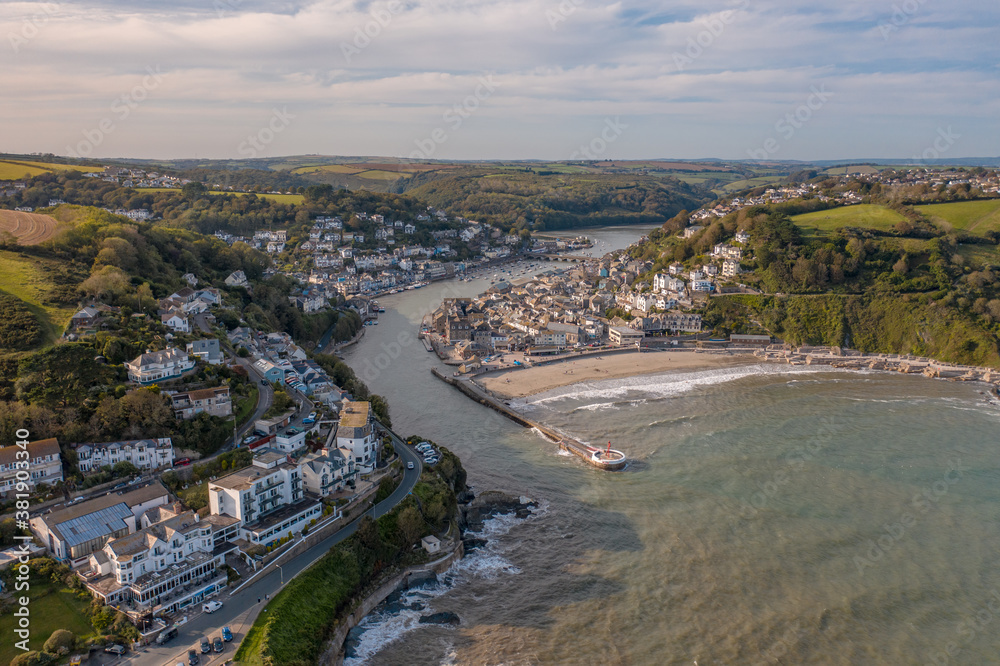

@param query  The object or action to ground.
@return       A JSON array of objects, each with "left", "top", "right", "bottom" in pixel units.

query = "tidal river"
[{"left": 340, "top": 226, "right": 1000, "bottom": 665}]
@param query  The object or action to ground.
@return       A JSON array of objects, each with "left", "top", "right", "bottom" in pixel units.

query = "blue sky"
[{"left": 2, "top": 0, "right": 998, "bottom": 161}]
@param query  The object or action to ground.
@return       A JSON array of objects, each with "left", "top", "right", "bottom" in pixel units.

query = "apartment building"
[
  {"left": 75, "top": 438, "right": 175, "bottom": 474},
  {"left": 84, "top": 504, "right": 235, "bottom": 615},
  {"left": 208, "top": 451, "right": 321, "bottom": 546}
]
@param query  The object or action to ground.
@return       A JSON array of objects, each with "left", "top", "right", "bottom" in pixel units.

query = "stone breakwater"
[{"left": 756, "top": 345, "right": 1000, "bottom": 387}]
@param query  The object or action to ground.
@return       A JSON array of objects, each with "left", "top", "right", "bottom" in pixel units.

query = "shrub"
[{"left": 43, "top": 629, "right": 75, "bottom": 654}]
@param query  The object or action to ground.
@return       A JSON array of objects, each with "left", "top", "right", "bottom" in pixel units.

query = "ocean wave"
[
  {"left": 569, "top": 398, "right": 648, "bottom": 413},
  {"left": 345, "top": 503, "right": 544, "bottom": 664},
  {"left": 524, "top": 363, "right": 836, "bottom": 407}
]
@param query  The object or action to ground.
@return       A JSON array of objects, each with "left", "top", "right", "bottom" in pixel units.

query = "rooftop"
[{"left": 339, "top": 401, "right": 370, "bottom": 428}]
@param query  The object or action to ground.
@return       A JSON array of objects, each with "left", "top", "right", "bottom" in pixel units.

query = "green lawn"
[
  {"left": 792, "top": 204, "right": 907, "bottom": 237},
  {"left": 916, "top": 199, "right": 1000, "bottom": 235},
  {"left": 0, "top": 579, "right": 95, "bottom": 664},
  {"left": 956, "top": 244, "right": 1000, "bottom": 268},
  {"left": 0, "top": 250, "right": 76, "bottom": 346}
]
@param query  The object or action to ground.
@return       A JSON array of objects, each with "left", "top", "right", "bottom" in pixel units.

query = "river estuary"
[{"left": 340, "top": 226, "right": 1000, "bottom": 665}]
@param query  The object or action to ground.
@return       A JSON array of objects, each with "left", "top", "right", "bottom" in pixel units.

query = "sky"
[{"left": 2, "top": 0, "right": 999, "bottom": 161}]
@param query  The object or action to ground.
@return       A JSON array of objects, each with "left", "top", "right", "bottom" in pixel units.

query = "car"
[
  {"left": 200, "top": 637, "right": 211, "bottom": 654},
  {"left": 287, "top": 427, "right": 301, "bottom": 435},
  {"left": 425, "top": 458, "right": 439, "bottom": 465},
  {"left": 104, "top": 644, "right": 126, "bottom": 655},
  {"left": 222, "top": 626, "right": 233, "bottom": 642},
  {"left": 407, "top": 462, "right": 414, "bottom": 470},
  {"left": 243, "top": 435, "right": 258, "bottom": 444},
  {"left": 260, "top": 379, "right": 269, "bottom": 386},
  {"left": 188, "top": 649, "right": 200, "bottom": 665},
  {"left": 202, "top": 600, "right": 223, "bottom": 613},
  {"left": 156, "top": 627, "right": 178, "bottom": 645},
  {"left": 173, "top": 457, "right": 192, "bottom": 467},
  {"left": 213, "top": 637, "right": 224, "bottom": 653}
]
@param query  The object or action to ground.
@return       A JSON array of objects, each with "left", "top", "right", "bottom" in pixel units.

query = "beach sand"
[{"left": 476, "top": 351, "right": 764, "bottom": 399}]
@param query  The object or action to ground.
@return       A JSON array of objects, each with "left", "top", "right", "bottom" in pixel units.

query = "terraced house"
[
  {"left": 0, "top": 438, "right": 63, "bottom": 496},
  {"left": 75, "top": 438, "right": 175, "bottom": 474}
]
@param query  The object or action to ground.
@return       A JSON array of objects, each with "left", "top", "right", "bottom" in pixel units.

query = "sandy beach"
[{"left": 475, "top": 351, "right": 764, "bottom": 399}]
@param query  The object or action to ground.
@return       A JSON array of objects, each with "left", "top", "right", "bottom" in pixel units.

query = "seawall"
[
  {"left": 317, "top": 541, "right": 465, "bottom": 666},
  {"left": 430, "top": 368, "right": 627, "bottom": 471}
]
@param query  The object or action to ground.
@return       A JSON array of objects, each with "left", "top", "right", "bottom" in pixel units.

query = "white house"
[
  {"left": 336, "top": 401, "right": 379, "bottom": 473},
  {"left": 160, "top": 311, "right": 190, "bottom": 333},
  {"left": 125, "top": 348, "right": 195, "bottom": 385},
  {"left": 0, "top": 438, "right": 63, "bottom": 496},
  {"left": 225, "top": 271, "right": 248, "bottom": 288}
]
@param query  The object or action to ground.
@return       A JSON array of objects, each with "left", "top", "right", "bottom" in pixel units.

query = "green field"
[
  {"left": 0, "top": 160, "right": 102, "bottom": 181},
  {"left": 355, "top": 170, "right": 411, "bottom": 181},
  {"left": 821, "top": 165, "right": 883, "bottom": 175},
  {"left": 136, "top": 188, "right": 303, "bottom": 204},
  {"left": 916, "top": 199, "right": 1000, "bottom": 235},
  {"left": 0, "top": 250, "right": 77, "bottom": 346},
  {"left": 792, "top": 204, "right": 907, "bottom": 237},
  {"left": 718, "top": 175, "right": 787, "bottom": 194},
  {"left": 0, "top": 579, "right": 96, "bottom": 664},
  {"left": 292, "top": 164, "right": 366, "bottom": 175}
]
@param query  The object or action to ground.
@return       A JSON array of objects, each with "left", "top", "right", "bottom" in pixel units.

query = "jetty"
[{"left": 430, "top": 368, "right": 627, "bottom": 471}]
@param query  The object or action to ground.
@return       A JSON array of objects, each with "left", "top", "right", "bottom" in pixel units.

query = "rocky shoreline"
[
  {"left": 757, "top": 345, "right": 1000, "bottom": 389},
  {"left": 341, "top": 489, "right": 538, "bottom": 662}
]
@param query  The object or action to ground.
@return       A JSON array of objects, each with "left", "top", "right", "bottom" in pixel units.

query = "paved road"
[{"left": 129, "top": 430, "right": 423, "bottom": 666}]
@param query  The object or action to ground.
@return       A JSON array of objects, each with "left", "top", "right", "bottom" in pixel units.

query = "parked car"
[
  {"left": 303, "top": 412, "right": 316, "bottom": 424},
  {"left": 260, "top": 379, "right": 269, "bottom": 386},
  {"left": 200, "top": 637, "right": 211, "bottom": 654},
  {"left": 243, "top": 435, "right": 258, "bottom": 444},
  {"left": 407, "top": 462, "right": 414, "bottom": 470},
  {"left": 173, "top": 457, "right": 192, "bottom": 467},
  {"left": 287, "top": 427, "right": 301, "bottom": 435},
  {"left": 213, "top": 637, "right": 224, "bottom": 653},
  {"left": 188, "top": 649, "right": 199, "bottom": 665},
  {"left": 156, "top": 627, "right": 178, "bottom": 645},
  {"left": 104, "top": 644, "right": 126, "bottom": 655},
  {"left": 222, "top": 626, "right": 233, "bottom": 642},
  {"left": 202, "top": 600, "right": 223, "bottom": 613}
]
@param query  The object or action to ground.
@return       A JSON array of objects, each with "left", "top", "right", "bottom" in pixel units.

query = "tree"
[
  {"left": 112, "top": 461, "right": 139, "bottom": 478},
  {"left": 397, "top": 505, "right": 425, "bottom": 546}
]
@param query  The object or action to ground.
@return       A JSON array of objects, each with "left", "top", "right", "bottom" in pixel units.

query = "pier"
[{"left": 430, "top": 368, "right": 627, "bottom": 471}]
